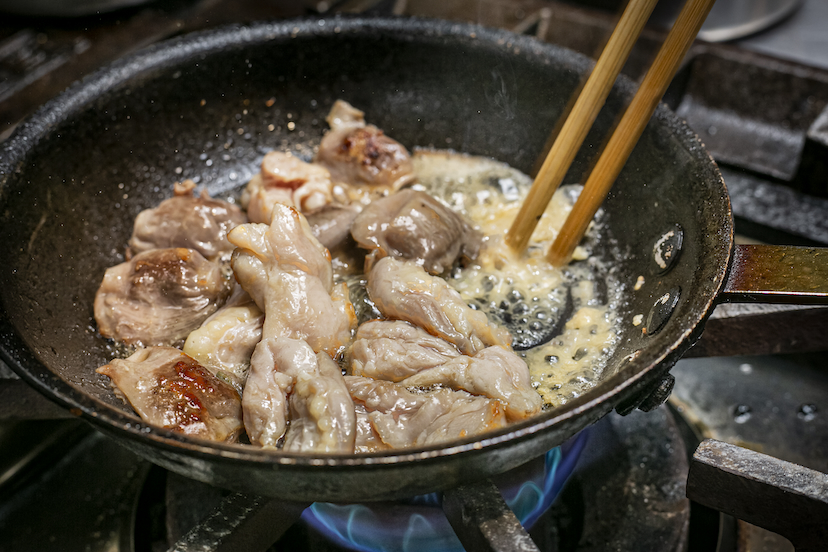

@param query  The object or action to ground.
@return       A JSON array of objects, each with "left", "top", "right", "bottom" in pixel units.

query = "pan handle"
[
  {"left": 718, "top": 244, "right": 828, "bottom": 304},
  {"left": 684, "top": 244, "right": 828, "bottom": 358}
]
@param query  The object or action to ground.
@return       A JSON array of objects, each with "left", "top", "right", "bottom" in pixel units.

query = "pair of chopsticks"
[{"left": 506, "top": 0, "right": 717, "bottom": 266}]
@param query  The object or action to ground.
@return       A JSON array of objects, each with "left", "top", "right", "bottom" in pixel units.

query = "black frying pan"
[{"left": 0, "top": 16, "right": 768, "bottom": 502}]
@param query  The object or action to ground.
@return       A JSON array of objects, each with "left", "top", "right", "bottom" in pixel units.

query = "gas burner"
[{"left": 0, "top": 405, "right": 694, "bottom": 551}]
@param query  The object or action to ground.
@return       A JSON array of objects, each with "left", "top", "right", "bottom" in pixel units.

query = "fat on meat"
[
  {"left": 94, "top": 247, "right": 230, "bottom": 346},
  {"left": 244, "top": 336, "right": 355, "bottom": 451},
  {"left": 400, "top": 346, "right": 542, "bottom": 421},
  {"left": 228, "top": 204, "right": 356, "bottom": 357},
  {"left": 128, "top": 180, "right": 247, "bottom": 261},
  {"left": 283, "top": 347, "right": 356, "bottom": 453},
  {"left": 315, "top": 100, "right": 415, "bottom": 193},
  {"left": 242, "top": 151, "right": 335, "bottom": 222},
  {"left": 350, "top": 189, "right": 482, "bottom": 274},
  {"left": 349, "top": 320, "right": 460, "bottom": 382},
  {"left": 366, "top": 257, "right": 511, "bottom": 355},
  {"left": 183, "top": 286, "right": 264, "bottom": 390},
  {"left": 345, "top": 376, "right": 506, "bottom": 452},
  {"left": 97, "top": 347, "right": 243, "bottom": 442}
]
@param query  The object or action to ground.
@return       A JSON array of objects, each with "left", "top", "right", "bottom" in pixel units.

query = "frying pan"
[{"left": 0, "top": 16, "right": 803, "bottom": 502}]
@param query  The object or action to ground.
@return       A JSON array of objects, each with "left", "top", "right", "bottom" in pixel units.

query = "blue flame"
[{"left": 301, "top": 429, "right": 589, "bottom": 552}]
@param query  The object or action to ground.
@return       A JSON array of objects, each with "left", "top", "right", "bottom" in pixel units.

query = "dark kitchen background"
[{"left": 1, "top": 1, "right": 827, "bottom": 551}]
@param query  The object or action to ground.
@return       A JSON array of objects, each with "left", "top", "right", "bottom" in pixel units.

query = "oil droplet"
[
  {"left": 733, "top": 404, "right": 751, "bottom": 424},
  {"left": 797, "top": 404, "right": 817, "bottom": 422}
]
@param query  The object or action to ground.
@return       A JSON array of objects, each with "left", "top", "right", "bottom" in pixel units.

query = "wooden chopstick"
[
  {"left": 505, "top": 0, "right": 661, "bottom": 253},
  {"left": 546, "top": 0, "right": 717, "bottom": 266}
]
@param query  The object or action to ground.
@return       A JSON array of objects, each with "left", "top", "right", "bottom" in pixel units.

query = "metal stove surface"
[{"left": 1, "top": 1, "right": 828, "bottom": 551}]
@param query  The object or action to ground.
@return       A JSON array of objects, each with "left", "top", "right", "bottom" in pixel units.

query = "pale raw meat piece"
[
  {"left": 351, "top": 189, "right": 482, "bottom": 274},
  {"left": 242, "top": 152, "right": 335, "bottom": 222},
  {"left": 366, "top": 257, "right": 511, "bottom": 355},
  {"left": 316, "top": 100, "right": 414, "bottom": 192},
  {"left": 183, "top": 286, "right": 264, "bottom": 389},
  {"left": 353, "top": 403, "right": 391, "bottom": 454},
  {"left": 349, "top": 320, "right": 460, "bottom": 382},
  {"left": 401, "top": 346, "right": 542, "bottom": 422},
  {"left": 97, "top": 347, "right": 243, "bottom": 442},
  {"left": 228, "top": 204, "right": 356, "bottom": 357},
  {"left": 128, "top": 180, "right": 247, "bottom": 260},
  {"left": 243, "top": 336, "right": 355, "bottom": 451},
  {"left": 94, "top": 247, "right": 229, "bottom": 346},
  {"left": 345, "top": 376, "right": 506, "bottom": 450},
  {"left": 284, "top": 350, "right": 356, "bottom": 454}
]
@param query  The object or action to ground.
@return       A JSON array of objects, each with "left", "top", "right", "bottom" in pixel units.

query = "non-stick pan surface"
[{"left": 0, "top": 17, "right": 731, "bottom": 501}]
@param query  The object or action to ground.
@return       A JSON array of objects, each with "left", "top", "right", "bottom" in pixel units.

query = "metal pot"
[{"left": 0, "top": 17, "right": 822, "bottom": 502}]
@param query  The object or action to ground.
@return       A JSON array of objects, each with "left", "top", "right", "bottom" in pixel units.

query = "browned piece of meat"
[
  {"left": 367, "top": 257, "right": 512, "bottom": 355},
  {"left": 97, "top": 347, "right": 243, "bottom": 442},
  {"left": 228, "top": 204, "right": 356, "bottom": 358},
  {"left": 243, "top": 336, "right": 355, "bottom": 451},
  {"left": 345, "top": 376, "right": 506, "bottom": 452},
  {"left": 400, "top": 346, "right": 542, "bottom": 422},
  {"left": 349, "top": 320, "right": 460, "bottom": 382},
  {"left": 128, "top": 180, "right": 247, "bottom": 261},
  {"left": 315, "top": 100, "right": 415, "bottom": 193},
  {"left": 350, "top": 189, "right": 482, "bottom": 274},
  {"left": 94, "top": 248, "right": 230, "bottom": 346},
  {"left": 242, "top": 152, "right": 335, "bottom": 222}
]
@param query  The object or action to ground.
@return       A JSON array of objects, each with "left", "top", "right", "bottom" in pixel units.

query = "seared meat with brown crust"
[
  {"left": 128, "top": 181, "right": 247, "bottom": 261},
  {"left": 94, "top": 248, "right": 229, "bottom": 346},
  {"left": 316, "top": 100, "right": 414, "bottom": 192},
  {"left": 351, "top": 189, "right": 482, "bottom": 274},
  {"left": 97, "top": 347, "right": 243, "bottom": 442}
]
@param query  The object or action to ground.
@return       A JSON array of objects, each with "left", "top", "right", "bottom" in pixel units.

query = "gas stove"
[{"left": 1, "top": 1, "right": 827, "bottom": 551}]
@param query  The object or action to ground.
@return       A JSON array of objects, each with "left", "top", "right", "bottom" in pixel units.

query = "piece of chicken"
[
  {"left": 183, "top": 286, "right": 264, "bottom": 390},
  {"left": 97, "top": 347, "right": 243, "bottom": 442},
  {"left": 283, "top": 347, "right": 356, "bottom": 453},
  {"left": 349, "top": 320, "right": 460, "bottom": 382},
  {"left": 94, "top": 247, "right": 230, "bottom": 346},
  {"left": 242, "top": 151, "right": 335, "bottom": 222},
  {"left": 401, "top": 346, "right": 542, "bottom": 422},
  {"left": 315, "top": 100, "right": 415, "bottom": 193},
  {"left": 366, "top": 257, "right": 511, "bottom": 355},
  {"left": 243, "top": 336, "right": 355, "bottom": 452},
  {"left": 345, "top": 376, "right": 506, "bottom": 451},
  {"left": 128, "top": 180, "right": 247, "bottom": 261},
  {"left": 306, "top": 203, "right": 362, "bottom": 251},
  {"left": 228, "top": 204, "right": 356, "bottom": 358},
  {"left": 350, "top": 189, "right": 482, "bottom": 274}
]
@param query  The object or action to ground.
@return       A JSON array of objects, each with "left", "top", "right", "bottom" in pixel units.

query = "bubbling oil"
[{"left": 410, "top": 149, "right": 623, "bottom": 407}]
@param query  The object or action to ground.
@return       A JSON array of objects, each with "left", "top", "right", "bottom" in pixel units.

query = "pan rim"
[{"left": 0, "top": 16, "right": 731, "bottom": 473}]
